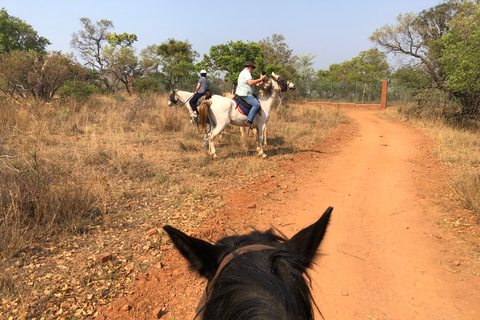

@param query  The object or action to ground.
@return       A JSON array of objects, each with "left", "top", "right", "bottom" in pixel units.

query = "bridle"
[
  {"left": 169, "top": 90, "right": 193, "bottom": 107},
  {"left": 271, "top": 76, "right": 291, "bottom": 92},
  {"left": 195, "top": 244, "right": 277, "bottom": 319}
]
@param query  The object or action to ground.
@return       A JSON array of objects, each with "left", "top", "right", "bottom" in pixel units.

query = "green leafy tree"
[
  {"left": 0, "top": 8, "right": 50, "bottom": 54},
  {"left": 140, "top": 38, "right": 197, "bottom": 90},
  {"left": 103, "top": 32, "right": 139, "bottom": 95},
  {"left": 439, "top": 2, "right": 480, "bottom": 116},
  {"left": 258, "top": 34, "right": 298, "bottom": 80},
  {"left": 201, "top": 40, "right": 264, "bottom": 92}
]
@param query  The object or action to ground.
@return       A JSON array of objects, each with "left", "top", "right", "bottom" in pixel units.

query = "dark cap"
[{"left": 244, "top": 61, "right": 256, "bottom": 69}]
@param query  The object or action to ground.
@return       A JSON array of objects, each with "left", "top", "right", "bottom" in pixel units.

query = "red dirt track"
[{"left": 96, "top": 108, "right": 480, "bottom": 320}]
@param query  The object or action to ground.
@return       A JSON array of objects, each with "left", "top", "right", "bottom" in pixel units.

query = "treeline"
[{"left": 1, "top": 0, "right": 479, "bottom": 121}]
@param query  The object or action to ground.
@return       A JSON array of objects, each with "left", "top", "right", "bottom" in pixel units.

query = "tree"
[
  {"left": 0, "top": 50, "right": 83, "bottom": 101},
  {"left": 258, "top": 34, "right": 298, "bottom": 80},
  {"left": 439, "top": 2, "right": 480, "bottom": 117},
  {"left": 0, "top": 8, "right": 50, "bottom": 54},
  {"left": 296, "top": 52, "right": 317, "bottom": 98},
  {"left": 140, "top": 38, "right": 197, "bottom": 90},
  {"left": 71, "top": 18, "right": 115, "bottom": 91},
  {"left": 370, "top": 0, "right": 480, "bottom": 118},
  {"left": 201, "top": 40, "right": 264, "bottom": 92},
  {"left": 103, "top": 32, "right": 139, "bottom": 95},
  {"left": 369, "top": 1, "right": 462, "bottom": 90}
]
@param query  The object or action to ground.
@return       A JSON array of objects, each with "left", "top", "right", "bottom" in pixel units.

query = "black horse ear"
[
  {"left": 163, "top": 226, "right": 226, "bottom": 280},
  {"left": 287, "top": 207, "right": 333, "bottom": 270}
]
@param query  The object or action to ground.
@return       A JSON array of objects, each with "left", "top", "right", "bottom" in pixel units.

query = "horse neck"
[
  {"left": 177, "top": 90, "right": 193, "bottom": 103},
  {"left": 258, "top": 86, "right": 279, "bottom": 113}
]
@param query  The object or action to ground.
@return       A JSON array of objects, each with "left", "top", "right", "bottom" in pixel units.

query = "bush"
[
  {"left": 59, "top": 80, "right": 99, "bottom": 101},
  {"left": 133, "top": 76, "right": 162, "bottom": 94}
]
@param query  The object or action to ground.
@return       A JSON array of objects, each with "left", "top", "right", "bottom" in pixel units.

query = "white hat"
[{"left": 200, "top": 69, "right": 207, "bottom": 74}]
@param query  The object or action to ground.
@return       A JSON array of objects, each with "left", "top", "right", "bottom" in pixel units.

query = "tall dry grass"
[
  {"left": 0, "top": 94, "right": 346, "bottom": 260},
  {"left": 0, "top": 93, "right": 190, "bottom": 259}
]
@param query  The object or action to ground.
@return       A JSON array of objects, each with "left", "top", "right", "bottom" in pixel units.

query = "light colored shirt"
[{"left": 235, "top": 68, "right": 253, "bottom": 96}]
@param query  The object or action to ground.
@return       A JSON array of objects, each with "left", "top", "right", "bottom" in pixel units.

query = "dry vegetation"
[{"left": 0, "top": 93, "right": 346, "bottom": 319}]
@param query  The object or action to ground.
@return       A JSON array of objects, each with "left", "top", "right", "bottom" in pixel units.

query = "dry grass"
[
  {"left": 382, "top": 106, "right": 480, "bottom": 218},
  {"left": 0, "top": 94, "right": 345, "bottom": 318}
]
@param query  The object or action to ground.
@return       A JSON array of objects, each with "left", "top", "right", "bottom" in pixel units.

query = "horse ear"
[
  {"left": 271, "top": 72, "right": 276, "bottom": 77},
  {"left": 287, "top": 207, "right": 332, "bottom": 270},
  {"left": 163, "top": 226, "right": 226, "bottom": 280}
]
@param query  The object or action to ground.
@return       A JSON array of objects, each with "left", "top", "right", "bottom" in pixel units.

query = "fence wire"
[{"left": 308, "top": 82, "right": 415, "bottom": 106}]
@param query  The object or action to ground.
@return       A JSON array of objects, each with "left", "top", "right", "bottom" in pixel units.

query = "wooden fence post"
[{"left": 380, "top": 79, "right": 388, "bottom": 109}]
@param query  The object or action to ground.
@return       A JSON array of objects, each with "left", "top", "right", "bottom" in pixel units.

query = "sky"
[{"left": 1, "top": 0, "right": 443, "bottom": 71}]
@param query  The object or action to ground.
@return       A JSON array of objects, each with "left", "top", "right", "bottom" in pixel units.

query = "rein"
[{"left": 195, "top": 244, "right": 277, "bottom": 319}]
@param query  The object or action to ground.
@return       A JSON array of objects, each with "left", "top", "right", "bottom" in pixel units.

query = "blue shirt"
[{"left": 198, "top": 77, "right": 210, "bottom": 93}]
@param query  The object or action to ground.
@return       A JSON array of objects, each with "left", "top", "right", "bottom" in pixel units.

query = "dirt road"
[
  {"left": 278, "top": 108, "right": 480, "bottom": 319},
  {"left": 97, "top": 108, "right": 480, "bottom": 320}
]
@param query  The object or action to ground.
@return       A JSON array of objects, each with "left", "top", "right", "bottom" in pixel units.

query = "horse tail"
[{"left": 199, "top": 100, "right": 213, "bottom": 133}]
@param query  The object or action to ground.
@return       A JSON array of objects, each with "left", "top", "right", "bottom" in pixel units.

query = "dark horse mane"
[{"left": 164, "top": 207, "right": 332, "bottom": 320}]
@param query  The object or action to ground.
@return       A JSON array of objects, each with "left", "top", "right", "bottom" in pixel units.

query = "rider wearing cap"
[
  {"left": 190, "top": 69, "right": 210, "bottom": 116},
  {"left": 235, "top": 61, "right": 267, "bottom": 128}
]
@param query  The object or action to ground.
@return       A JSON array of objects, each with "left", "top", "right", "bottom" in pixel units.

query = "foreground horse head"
[{"left": 164, "top": 207, "right": 332, "bottom": 320}]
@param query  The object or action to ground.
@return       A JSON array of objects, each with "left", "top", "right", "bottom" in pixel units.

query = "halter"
[
  {"left": 195, "top": 244, "right": 277, "bottom": 319},
  {"left": 271, "top": 76, "right": 290, "bottom": 92}
]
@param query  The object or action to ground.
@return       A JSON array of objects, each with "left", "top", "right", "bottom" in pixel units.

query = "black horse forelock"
[
  {"left": 169, "top": 90, "right": 177, "bottom": 104},
  {"left": 275, "top": 76, "right": 289, "bottom": 92}
]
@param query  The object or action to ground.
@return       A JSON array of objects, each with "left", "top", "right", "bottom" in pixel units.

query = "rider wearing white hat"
[{"left": 190, "top": 69, "right": 210, "bottom": 116}]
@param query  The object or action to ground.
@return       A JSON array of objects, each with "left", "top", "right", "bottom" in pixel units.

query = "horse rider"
[
  {"left": 235, "top": 61, "right": 267, "bottom": 128},
  {"left": 190, "top": 69, "right": 210, "bottom": 116}
]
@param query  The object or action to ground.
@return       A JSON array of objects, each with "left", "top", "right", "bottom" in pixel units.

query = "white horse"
[
  {"left": 199, "top": 72, "right": 295, "bottom": 158},
  {"left": 223, "top": 92, "right": 268, "bottom": 149}
]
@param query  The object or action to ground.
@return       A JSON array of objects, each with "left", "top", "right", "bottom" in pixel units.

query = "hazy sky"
[{"left": 1, "top": 0, "right": 442, "bottom": 70}]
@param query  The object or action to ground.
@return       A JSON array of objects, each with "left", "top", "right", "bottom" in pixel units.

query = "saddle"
[
  {"left": 232, "top": 94, "right": 263, "bottom": 116},
  {"left": 233, "top": 95, "right": 253, "bottom": 110}
]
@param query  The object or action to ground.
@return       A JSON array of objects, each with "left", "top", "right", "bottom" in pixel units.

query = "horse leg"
[
  {"left": 256, "top": 124, "right": 267, "bottom": 158},
  {"left": 208, "top": 121, "right": 228, "bottom": 158},
  {"left": 264, "top": 126, "right": 268, "bottom": 148},
  {"left": 203, "top": 123, "right": 211, "bottom": 147}
]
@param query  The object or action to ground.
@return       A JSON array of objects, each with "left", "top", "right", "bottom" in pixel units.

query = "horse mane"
[
  {"left": 201, "top": 230, "right": 315, "bottom": 320},
  {"left": 258, "top": 79, "right": 275, "bottom": 98},
  {"left": 164, "top": 207, "right": 332, "bottom": 320}
]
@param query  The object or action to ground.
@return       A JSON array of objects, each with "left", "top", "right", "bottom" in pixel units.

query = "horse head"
[
  {"left": 168, "top": 90, "right": 178, "bottom": 107},
  {"left": 271, "top": 72, "right": 296, "bottom": 93},
  {"left": 164, "top": 207, "right": 333, "bottom": 320}
]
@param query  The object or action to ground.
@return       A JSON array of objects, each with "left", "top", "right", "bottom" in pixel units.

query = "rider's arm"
[
  {"left": 247, "top": 74, "right": 266, "bottom": 86},
  {"left": 194, "top": 82, "right": 201, "bottom": 93}
]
